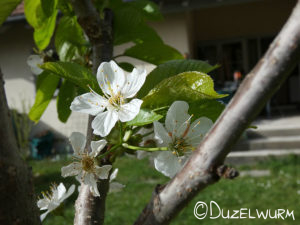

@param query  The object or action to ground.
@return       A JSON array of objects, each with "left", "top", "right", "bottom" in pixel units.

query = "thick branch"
[
  {"left": 134, "top": 1, "right": 300, "bottom": 224},
  {"left": 0, "top": 69, "right": 41, "bottom": 225},
  {"left": 70, "top": 1, "right": 113, "bottom": 225}
]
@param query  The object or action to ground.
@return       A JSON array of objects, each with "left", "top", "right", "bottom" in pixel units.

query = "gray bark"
[
  {"left": 134, "top": 1, "right": 300, "bottom": 224},
  {"left": 70, "top": 1, "right": 113, "bottom": 225},
  {"left": 0, "top": 69, "right": 41, "bottom": 225}
]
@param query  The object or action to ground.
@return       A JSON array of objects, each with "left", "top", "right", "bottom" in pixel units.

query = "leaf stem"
[
  {"left": 99, "top": 144, "right": 121, "bottom": 159},
  {"left": 122, "top": 143, "right": 168, "bottom": 151}
]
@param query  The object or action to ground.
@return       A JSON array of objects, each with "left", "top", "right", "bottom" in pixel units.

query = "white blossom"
[
  {"left": 109, "top": 168, "right": 125, "bottom": 193},
  {"left": 27, "top": 50, "right": 53, "bottom": 75},
  {"left": 153, "top": 101, "right": 213, "bottom": 178},
  {"left": 61, "top": 132, "right": 112, "bottom": 197},
  {"left": 70, "top": 60, "right": 146, "bottom": 137},
  {"left": 37, "top": 183, "right": 75, "bottom": 221}
]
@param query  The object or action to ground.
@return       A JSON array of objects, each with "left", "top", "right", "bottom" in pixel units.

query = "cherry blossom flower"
[
  {"left": 27, "top": 50, "right": 53, "bottom": 75},
  {"left": 70, "top": 60, "right": 146, "bottom": 137},
  {"left": 37, "top": 183, "right": 75, "bottom": 221},
  {"left": 61, "top": 132, "right": 112, "bottom": 197},
  {"left": 153, "top": 101, "right": 213, "bottom": 178},
  {"left": 109, "top": 168, "right": 125, "bottom": 193}
]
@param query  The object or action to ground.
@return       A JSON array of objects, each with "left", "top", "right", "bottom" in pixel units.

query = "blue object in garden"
[{"left": 30, "top": 131, "right": 54, "bottom": 159}]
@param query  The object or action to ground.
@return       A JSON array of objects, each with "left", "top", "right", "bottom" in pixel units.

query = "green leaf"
[
  {"left": 118, "top": 62, "right": 134, "bottom": 72},
  {"left": 113, "top": 6, "right": 162, "bottom": 45},
  {"left": 57, "top": 80, "right": 77, "bottom": 123},
  {"left": 29, "top": 71, "right": 60, "bottom": 122},
  {"left": 138, "top": 59, "right": 219, "bottom": 98},
  {"left": 126, "top": 109, "right": 163, "bottom": 126},
  {"left": 24, "top": 0, "right": 41, "bottom": 28},
  {"left": 124, "top": 42, "right": 183, "bottom": 65},
  {"left": 33, "top": 9, "right": 58, "bottom": 50},
  {"left": 55, "top": 16, "right": 88, "bottom": 62},
  {"left": 41, "top": 0, "right": 57, "bottom": 17},
  {"left": 189, "top": 100, "right": 225, "bottom": 122},
  {"left": 41, "top": 62, "right": 101, "bottom": 93},
  {"left": 127, "top": 0, "right": 163, "bottom": 21},
  {"left": 142, "top": 71, "right": 227, "bottom": 109},
  {"left": 0, "top": 0, "right": 22, "bottom": 26}
]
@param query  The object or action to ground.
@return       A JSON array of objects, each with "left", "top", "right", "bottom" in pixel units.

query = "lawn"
[{"left": 30, "top": 154, "right": 299, "bottom": 225}]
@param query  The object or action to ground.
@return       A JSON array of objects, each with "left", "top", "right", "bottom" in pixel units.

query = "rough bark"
[
  {"left": 0, "top": 69, "right": 41, "bottom": 225},
  {"left": 70, "top": 1, "right": 113, "bottom": 225},
  {"left": 134, "top": 1, "right": 300, "bottom": 224}
]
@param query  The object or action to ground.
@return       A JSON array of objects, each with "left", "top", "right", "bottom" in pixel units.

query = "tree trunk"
[
  {"left": 134, "top": 1, "right": 300, "bottom": 224},
  {"left": 70, "top": 1, "right": 114, "bottom": 224},
  {"left": 0, "top": 69, "right": 41, "bottom": 225}
]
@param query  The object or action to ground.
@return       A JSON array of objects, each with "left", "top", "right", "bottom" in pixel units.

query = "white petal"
[
  {"left": 37, "top": 198, "right": 49, "bottom": 210},
  {"left": 154, "top": 151, "right": 184, "bottom": 178},
  {"left": 186, "top": 117, "right": 213, "bottom": 146},
  {"left": 92, "top": 110, "right": 119, "bottom": 137},
  {"left": 84, "top": 173, "right": 100, "bottom": 197},
  {"left": 90, "top": 139, "right": 107, "bottom": 157},
  {"left": 153, "top": 121, "right": 172, "bottom": 145},
  {"left": 118, "top": 99, "right": 143, "bottom": 122},
  {"left": 40, "top": 210, "right": 50, "bottom": 221},
  {"left": 165, "top": 101, "right": 190, "bottom": 137},
  {"left": 27, "top": 55, "right": 43, "bottom": 75},
  {"left": 121, "top": 68, "right": 147, "bottom": 98},
  {"left": 61, "top": 184, "right": 75, "bottom": 201},
  {"left": 69, "top": 132, "right": 86, "bottom": 156},
  {"left": 109, "top": 182, "right": 125, "bottom": 193},
  {"left": 56, "top": 183, "right": 67, "bottom": 200},
  {"left": 70, "top": 92, "right": 107, "bottom": 116},
  {"left": 61, "top": 162, "right": 81, "bottom": 178},
  {"left": 97, "top": 61, "right": 125, "bottom": 96},
  {"left": 95, "top": 165, "right": 112, "bottom": 179},
  {"left": 109, "top": 168, "right": 118, "bottom": 182}
]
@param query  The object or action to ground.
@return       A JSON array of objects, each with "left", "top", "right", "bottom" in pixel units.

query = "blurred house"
[{"left": 0, "top": 0, "right": 299, "bottom": 144}]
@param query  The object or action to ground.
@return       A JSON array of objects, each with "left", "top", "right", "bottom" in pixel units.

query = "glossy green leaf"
[
  {"left": 33, "top": 9, "right": 58, "bottom": 50},
  {"left": 126, "top": 109, "right": 163, "bottom": 126},
  {"left": 29, "top": 71, "right": 60, "bottom": 122},
  {"left": 41, "top": 0, "right": 57, "bottom": 17},
  {"left": 57, "top": 80, "right": 77, "bottom": 123},
  {"left": 118, "top": 62, "right": 134, "bottom": 72},
  {"left": 189, "top": 100, "right": 225, "bottom": 122},
  {"left": 41, "top": 62, "right": 101, "bottom": 93},
  {"left": 0, "top": 0, "right": 22, "bottom": 26},
  {"left": 142, "top": 71, "right": 227, "bottom": 109},
  {"left": 55, "top": 16, "right": 88, "bottom": 62},
  {"left": 127, "top": 0, "right": 163, "bottom": 21},
  {"left": 113, "top": 6, "right": 162, "bottom": 45},
  {"left": 24, "top": 0, "right": 41, "bottom": 28},
  {"left": 138, "top": 59, "right": 219, "bottom": 98},
  {"left": 124, "top": 42, "right": 183, "bottom": 65}
]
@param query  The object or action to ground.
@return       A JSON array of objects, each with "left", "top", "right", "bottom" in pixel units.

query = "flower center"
[
  {"left": 169, "top": 137, "right": 194, "bottom": 156},
  {"left": 81, "top": 156, "right": 95, "bottom": 173},
  {"left": 108, "top": 91, "right": 124, "bottom": 107}
]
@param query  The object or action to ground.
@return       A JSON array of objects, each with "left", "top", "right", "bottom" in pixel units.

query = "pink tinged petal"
[
  {"left": 118, "top": 98, "right": 143, "bottom": 122},
  {"left": 37, "top": 199, "right": 50, "bottom": 210},
  {"left": 61, "top": 162, "right": 81, "bottom": 178},
  {"left": 109, "top": 182, "right": 125, "bottom": 193},
  {"left": 69, "top": 132, "right": 86, "bottom": 156},
  {"left": 90, "top": 139, "right": 107, "bottom": 157},
  {"left": 40, "top": 210, "right": 50, "bottom": 221},
  {"left": 109, "top": 168, "right": 118, "bottom": 182},
  {"left": 92, "top": 110, "right": 119, "bottom": 137},
  {"left": 165, "top": 101, "right": 190, "bottom": 138},
  {"left": 97, "top": 61, "right": 125, "bottom": 96},
  {"left": 56, "top": 183, "right": 67, "bottom": 200},
  {"left": 95, "top": 165, "right": 112, "bottom": 179},
  {"left": 186, "top": 117, "right": 213, "bottom": 147},
  {"left": 154, "top": 151, "right": 183, "bottom": 178},
  {"left": 153, "top": 121, "right": 172, "bottom": 145},
  {"left": 70, "top": 92, "right": 107, "bottom": 116},
  {"left": 121, "top": 68, "right": 147, "bottom": 98}
]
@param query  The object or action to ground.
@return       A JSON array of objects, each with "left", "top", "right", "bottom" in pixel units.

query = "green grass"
[{"left": 30, "top": 155, "right": 300, "bottom": 225}]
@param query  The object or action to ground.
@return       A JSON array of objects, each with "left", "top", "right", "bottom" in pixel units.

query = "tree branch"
[
  {"left": 134, "top": 1, "right": 300, "bottom": 224},
  {"left": 70, "top": 1, "right": 113, "bottom": 225},
  {"left": 0, "top": 69, "right": 41, "bottom": 225}
]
